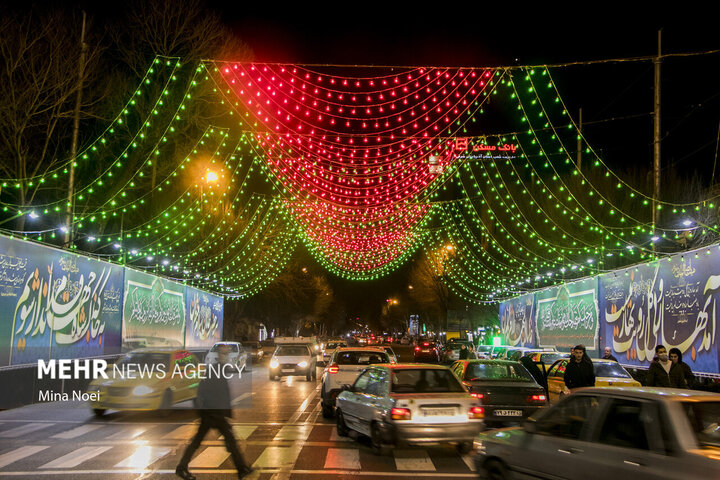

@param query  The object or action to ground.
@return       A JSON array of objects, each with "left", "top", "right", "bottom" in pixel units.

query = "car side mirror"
[
  {"left": 341, "top": 384, "right": 353, "bottom": 392},
  {"left": 523, "top": 419, "right": 537, "bottom": 434}
]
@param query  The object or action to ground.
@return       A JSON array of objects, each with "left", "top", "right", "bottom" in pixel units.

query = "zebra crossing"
[{"left": 0, "top": 420, "right": 478, "bottom": 477}]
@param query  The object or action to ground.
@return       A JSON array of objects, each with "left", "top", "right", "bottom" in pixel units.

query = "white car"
[
  {"left": 335, "top": 364, "right": 484, "bottom": 454},
  {"left": 321, "top": 347, "right": 390, "bottom": 418},
  {"left": 269, "top": 344, "right": 317, "bottom": 381},
  {"left": 205, "top": 341, "right": 247, "bottom": 372},
  {"left": 322, "top": 339, "right": 348, "bottom": 365}
]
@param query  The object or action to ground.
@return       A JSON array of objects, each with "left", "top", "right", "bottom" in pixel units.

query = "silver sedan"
[
  {"left": 474, "top": 387, "right": 720, "bottom": 479},
  {"left": 335, "top": 364, "right": 484, "bottom": 454}
]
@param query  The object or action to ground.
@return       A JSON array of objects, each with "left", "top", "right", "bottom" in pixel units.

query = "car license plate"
[
  {"left": 422, "top": 407, "right": 456, "bottom": 416},
  {"left": 494, "top": 409, "right": 522, "bottom": 417},
  {"left": 281, "top": 369, "right": 294, "bottom": 373}
]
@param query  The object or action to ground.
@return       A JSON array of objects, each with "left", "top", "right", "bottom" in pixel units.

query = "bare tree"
[
  {"left": 408, "top": 249, "right": 454, "bottom": 330},
  {"left": 0, "top": 9, "right": 106, "bottom": 228}
]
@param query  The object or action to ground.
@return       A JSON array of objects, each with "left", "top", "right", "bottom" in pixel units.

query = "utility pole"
[
  {"left": 653, "top": 29, "right": 662, "bottom": 231},
  {"left": 576, "top": 108, "right": 583, "bottom": 170},
  {"left": 65, "top": 11, "right": 88, "bottom": 246}
]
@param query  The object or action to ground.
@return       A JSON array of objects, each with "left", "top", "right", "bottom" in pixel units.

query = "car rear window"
[
  {"left": 681, "top": 401, "right": 720, "bottom": 447},
  {"left": 327, "top": 342, "right": 347, "bottom": 349},
  {"left": 275, "top": 346, "right": 310, "bottom": 356},
  {"left": 336, "top": 351, "right": 389, "bottom": 365},
  {"left": 390, "top": 369, "right": 465, "bottom": 393},
  {"left": 464, "top": 362, "right": 534, "bottom": 382},
  {"left": 594, "top": 362, "right": 630, "bottom": 378}
]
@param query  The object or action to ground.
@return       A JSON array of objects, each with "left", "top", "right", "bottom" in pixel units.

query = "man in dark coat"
[
  {"left": 563, "top": 344, "right": 595, "bottom": 390},
  {"left": 459, "top": 344, "right": 470, "bottom": 360},
  {"left": 645, "top": 345, "right": 687, "bottom": 389},
  {"left": 602, "top": 347, "right": 618, "bottom": 362},
  {"left": 176, "top": 346, "right": 253, "bottom": 480}
]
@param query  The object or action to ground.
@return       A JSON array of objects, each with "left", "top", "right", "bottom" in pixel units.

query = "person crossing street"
[{"left": 176, "top": 345, "right": 253, "bottom": 480}]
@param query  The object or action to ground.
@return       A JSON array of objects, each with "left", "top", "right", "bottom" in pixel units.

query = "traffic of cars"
[{"left": 85, "top": 332, "right": 719, "bottom": 475}]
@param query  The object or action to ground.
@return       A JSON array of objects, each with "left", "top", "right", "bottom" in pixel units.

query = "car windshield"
[
  {"left": 275, "top": 346, "right": 309, "bottom": 356},
  {"left": 327, "top": 342, "right": 346, "bottom": 349},
  {"left": 210, "top": 343, "right": 238, "bottom": 352},
  {"left": 594, "top": 362, "right": 630, "bottom": 378},
  {"left": 465, "top": 362, "right": 534, "bottom": 382},
  {"left": 538, "top": 352, "right": 569, "bottom": 364},
  {"left": 336, "top": 351, "right": 389, "bottom": 365},
  {"left": 477, "top": 345, "right": 492, "bottom": 353},
  {"left": 681, "top": 401, "right": 720, "bottom": 447},
  {"left": 383, "top": 348, "right": 394, "bottom": 355},
  {"left": 391, "top": 369, "right": 466, "bottom": 393},
  {"left": 116, "top": 352, "right": 169, "bottom": 370}
]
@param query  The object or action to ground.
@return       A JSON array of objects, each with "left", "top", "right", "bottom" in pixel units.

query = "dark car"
[
  {"left": 450, "top": 359, "right": 547, "bottom": 427},
  {"left": 413, "top": 341, "right": 440, "bottom": 363}
]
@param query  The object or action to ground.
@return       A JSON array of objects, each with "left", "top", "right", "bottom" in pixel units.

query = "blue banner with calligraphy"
[
  {"left": 0, "top": 235, "right": 123, "bottom": 367},
  {"left": 499, "top": 293, "right": 535, "bottom": 347},
  {"left": 599, "top": 252, "right": 719, "bottom": 375},
  {"left": 185, "top": 287, "right": 223, "bottom": 348}
]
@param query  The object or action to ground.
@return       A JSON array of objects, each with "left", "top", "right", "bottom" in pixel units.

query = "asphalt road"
[{"left": 0, "top": 343, "right": 478, "bottom": 479}]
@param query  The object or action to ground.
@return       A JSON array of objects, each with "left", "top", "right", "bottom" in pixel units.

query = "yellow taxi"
[
  {"left": 87, "top": 349, "right": 200, "bottom": 416},
  {"left": 546, "top": 358, "right": 640, "bottom": 403}
]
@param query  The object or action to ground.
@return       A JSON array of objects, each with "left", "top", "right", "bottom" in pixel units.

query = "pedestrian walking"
[
  {"left": 563, "top": 344, "right": 595, "bottom": 390},
  {"left": 602, "top": 347, "right": 618, "bottom": 362},
  {"left": 645, "top": 345, "right": 687, "bottom": 389},
  {"left": 176, "top": 345, "right": 253, "bottom": 480},
  {"left": 669, "top": 347, "right": 694, "bottom": 389}
]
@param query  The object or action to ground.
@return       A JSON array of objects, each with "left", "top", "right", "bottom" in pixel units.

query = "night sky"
[{"left": 7, "top": 2, "right": 720, "bottom": 319}]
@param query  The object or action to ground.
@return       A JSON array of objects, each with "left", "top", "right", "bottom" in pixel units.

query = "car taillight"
[
  {"left": 468, "top": 406, "right": 484, "bottom": 419},
  {"left": 470, "top": 393, "right": 484, "bottom": 399},
  {"left": 327, "top": 364, "right": 339, "bottom": 374},
  {"left": 391, "top": 407, "right": 412, "bottom": 420},
  {"left": 414, "top": 346, "right": 421, "bottom": 351},
  {"left": 527, "top": 394, "right": 547, "bottom": 403},
  {"left": 423, "top": 342, "right": 429, "bottom": 346}
]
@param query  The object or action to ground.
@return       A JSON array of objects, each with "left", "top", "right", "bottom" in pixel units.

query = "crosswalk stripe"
[
  {"left": 218, "top": 425, "right": 257, "bottom": 441},
  {"left": 114, "top": 446, "right": 171, "bottom": 469},
  {"left": 273, "top": 424, "right": 312, "bottom": 441},
  {"left": 0, "top": 423, "right": 52, "bottom": 438},
  {"left": 188, "top": 446, "right": 230, "bottom": 468},
  {"left": 252, "top": 446, "right": 302, "bottom": 469},
  {"left": 51, "top": 424, "right": 102, "bottom": 439},
  {"left": 323, "top": 448, "right": 360, "bottom": 469},
  {"left": 108, "top": 426, "right": 150, "bottom": 439},
  {"left": 40, "top": 446, "right": 112, "bottom": 469},
  {"left": 0, "top": 446, "right": 49, "bottom": 468},
  {"left": 393, "top": 449, "right": 436, "bottom": 471},
  {"left": 161, "top": 424, "right": 196, "bottom": 440},
  {"left": 462, "top": 455, "right": 476, "bottom": 472}
]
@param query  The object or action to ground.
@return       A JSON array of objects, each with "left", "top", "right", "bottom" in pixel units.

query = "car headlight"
[
  {"left": 132, "top": 385, "right": 154, "bottom": 396},
  {"left": 297, "top": 361, "right": 308, "bottom": 368},
  {"left": 314, "top": 345, "right": 319, "bottom": 351},
  {"left": 269, "top": 359, "right": 279, "bottom": 369}
]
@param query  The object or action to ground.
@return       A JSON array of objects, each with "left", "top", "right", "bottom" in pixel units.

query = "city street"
[{"left": 0, "top": 346, "right": 477, "bottom": 479}]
